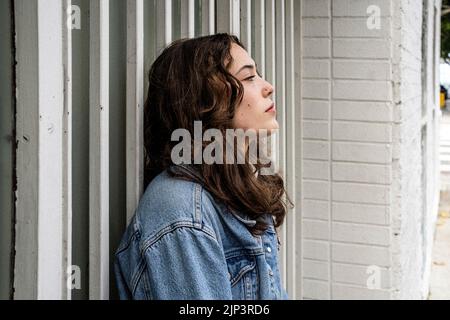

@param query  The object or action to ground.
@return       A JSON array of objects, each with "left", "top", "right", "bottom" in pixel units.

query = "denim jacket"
[{"left": 114, "top": 165, "right": 288, "bottom": 300}]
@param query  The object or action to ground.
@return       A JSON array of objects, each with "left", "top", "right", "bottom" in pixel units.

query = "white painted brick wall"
[
  {"left": 302, "top": 80, "right": 330, "bottom": 99},
  {"left": 332, "top": 122, "right": 392, "bottom": 143},
  {"left": 332, "top": 0, "right": 391, "bottom": 17},
  {"left": 303, "top": 279, "right": 329, "bottom": 300},
  {"left": 303, "top": 160, "right": 329, "bottom": 180},
  {"left": 302, "top": 18, "right": 330, "bottom": 37},
  {"left": 332, "top": 142, "right": 392, "bottom": 163},
  {"left": 332, "top": 162, "right": 392, "bottom": 184},
  {"left": 332, "top": 101, "right": 393, "bottom": 122},
  {"left": 303, "top": 180, "right": 330, "bottom": 200},
  {"left": 332, "top": 80, "right": 392, "bottom": 101},
  {"left": 303, "top": 219, "right": 330, "bottom": 240},
  {"left": 331, "top": 284, "right": 391, "bottom": 300},
  {"left": 332, "top": 243, "right": 390, "bottom": 267},
  {"left": 303, "top": 260, "right": 329, "bottom": 281},
  {"left": 303, "top": 59, "right": 331, "bottom": 79},
  {"left": 332, "top": 263, "right": 391, "bottom": 289},
  {"left": 333, "top": 60, "right": 391, "bottom": 80},
  {"left": 300, "top": 0, "right": 440, "bottom": 299},
  {"left": 332, "top": 182, "right": 390, "bottom": 205},
  {"left": 303, "top": 240, "right": 329, "bottom": 261},
  {"left": 303, "top": 100, "right": 329, "bottom": 120},
  {"left": 333, "top": 39, "right": 391, "bottom": 59},
  {"left": 303, "top": 200, "right": 329, "bottom": 220},
  {"left": 303, "top": 121, "right": 329, "bottom": 140},
  {"left": 390, "top": 0, "right": 440, "bottom": 299},
  {"left": 302, "top": 39, "right": 331, "bottom": 58},
  {"left": 333, "top": 18, "right": 391, "bottom": 38},
  {"left": 332, "top": 202, "right": 390, "bottom": 225},
  {"left": 331, "top": 222, "right": 390, "bottom": 246},
  {"left": 302, "top": 0, "right": 330, "bottom": 18},
  {"left": 303, "top": 140, "right": 329, "bottom": 160}
]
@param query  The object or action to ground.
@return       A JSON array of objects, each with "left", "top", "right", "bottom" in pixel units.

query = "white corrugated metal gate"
[{"left": 12, "top": 0, "right": 302, "bottom": 299}]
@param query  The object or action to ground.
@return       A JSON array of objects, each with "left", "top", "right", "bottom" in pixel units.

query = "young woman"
[{"left": 114, "top": 33, "right": 292, "bottom": 300}]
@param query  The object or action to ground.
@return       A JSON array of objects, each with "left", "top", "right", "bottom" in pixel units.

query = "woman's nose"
[{"left": 263, "top": 82, "right": 274, "bottom": 96}]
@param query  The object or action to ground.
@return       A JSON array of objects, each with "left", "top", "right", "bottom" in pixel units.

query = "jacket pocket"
[{"left": 226, "top": 255, "right": 258, "bottom": 300}]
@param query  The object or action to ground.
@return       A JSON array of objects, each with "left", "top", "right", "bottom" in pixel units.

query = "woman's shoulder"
[{"left": 133, "top": 167, "right": 222, "bottom": 241}]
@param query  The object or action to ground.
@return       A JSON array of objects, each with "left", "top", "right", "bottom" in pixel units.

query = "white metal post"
[
  {"left": 89, "top": 0, "right": 110, "bottom": 300},
  {"left": 156, "top": 0, "right": 172, "bottom": 52},
  {"left": 209, "top": 0, "right": 215, "bottom": 35},
  {"left": 263, "top": 0, "right": 278, "bottom": 173},
  {"left": 216, "top": 0, "right": 240, "bottom": 37},
  {"left": 181, "top": 0, "right": 195, "bottom": 38},
  {"left": 253, "top": 0, "right": 265, "bottom": 78},
  {"left": 14, "top": 0, "right": 71, "bottom": 299},
  {"left": 62, "top": 0, "right": 73, "bottom": 300},
  {"left": 200, "top": 0, "right": 215, "bottom": 35},
  {"left": 284, "top": 0, "right": 297, "bottom": 300},
  {"left": 126, "top": 0, "right": 145, "bottom": 225},
  {"left": 274, "top": 0, "right": 287, "bottom": 287},
  {"left": 240, "top": 0, "right": 252, "bottom": 56},
  {"left": 230, "top": 0, "right": 240, "bottom": 37}
]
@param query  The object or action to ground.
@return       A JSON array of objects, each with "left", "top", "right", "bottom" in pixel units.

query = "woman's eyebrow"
[{"left": 235, "top": 63, "right": 258, "bottom": 76}]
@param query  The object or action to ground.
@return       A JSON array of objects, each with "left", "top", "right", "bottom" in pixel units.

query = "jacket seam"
[
  {"left": 230, "top": 261, "right": 256, "bottom": 286},
  {"left": 115, "top": 230, "right": 139, "bottom": 255},
  {"left": 132, "top": 224, "right": 220, "bottom": 296},
  {"left": 130, "top": 255, "right": 147, "bottom": 296},
  {"left": 140, "top": 266, "right": 152, "bottom": 299},
  {"left": 225, "top": 248, "right": 265, "bottom": 259},
  {"left": 140, "top": 221, "right": 218, "bottom": 254},
  {"left": 194, "top": 183, "right": 202, "bottom": 228}
]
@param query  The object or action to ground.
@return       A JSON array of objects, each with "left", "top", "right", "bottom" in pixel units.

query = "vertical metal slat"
[
  {"left": 240, "top": 0, "right": 252, "bottom": 56},
  {"left": 216, "top": 0, "right": 231, "bottom": 33},
  {"left": 37, "top": 0, "right": 68, "bottom": 299},
  {"left": 208, "top": 0, "right": 215, "bottom": 35},
  {"left": 181, "top": 0, "right": 195, "bottom": 38},
  {"left": 62, "top": 0, "right": 73, "bottom": 300},
  {"left": 284, "top": 0, "right": 297, "bottom": 300},
  {"left": 253, "top": 0, "right": 265, "bottom": 78},
  {"left": 0, "top": 0, "right": 14, "bottom": 300},
  {"left": 273, "top": 0, "right": 289, "bottom": 287},
  {"left": 89, "top": 0, "right": 110, "bottom": 300},
  {"left": 14, "top": 0, "right": 39, "bottom": 298},
  {"left": 216, "top": 0, "right": 239, "bottom": 36},
  {"left": 293, "top": 0, "right": 303, "bottom": 300},
  {"left": 126, "top": 0, "right": 145, "bottom": 225},
  {"left": 263, "top": 0, "right": 277, "bottom": 187},
  {"left": 156, "top": 0, "right": 172, "bottom": 52},
  {"left": 14, "top": 0, "right": 70, "bottom": 299},
  {"left": 230, "top": 0, "right": 240, "bottom": 37},
  {"left": 201, "top": 0, "right": 215, "bottom": 35}
]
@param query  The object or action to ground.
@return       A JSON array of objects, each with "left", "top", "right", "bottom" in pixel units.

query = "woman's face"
[{"left": 228, "top": 43, "right": 278, "bottom": 134}]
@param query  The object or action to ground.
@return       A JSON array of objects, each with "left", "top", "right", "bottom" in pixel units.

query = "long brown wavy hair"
[{"left": 144, "top": 33, "right": 292, "bottom": 234}]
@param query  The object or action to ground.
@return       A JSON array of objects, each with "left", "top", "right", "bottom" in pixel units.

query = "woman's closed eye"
[{"left": 244, "top": 70, "right": 261, "bottom": 82}]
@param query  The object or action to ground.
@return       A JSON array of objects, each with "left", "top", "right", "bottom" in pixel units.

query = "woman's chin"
[{"left": 266, "top": 121, "right": 280, "bottom": 135}]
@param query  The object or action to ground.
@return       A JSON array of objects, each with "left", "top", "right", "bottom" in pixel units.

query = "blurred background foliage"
[{"left": 442, "top": 0, "right": 450, "bottom": 63}]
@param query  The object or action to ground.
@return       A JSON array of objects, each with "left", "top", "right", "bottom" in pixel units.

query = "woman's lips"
[{"left": 265, "top": 103, "right": 276, "bottom": 113}]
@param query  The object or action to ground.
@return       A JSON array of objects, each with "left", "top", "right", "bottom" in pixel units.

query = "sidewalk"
[
  {"left": 429, "top": 199, "right": 450, "bottom": 299},
  {"left": 428, "top": 108, "right": 450, "bottom": 300}
]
